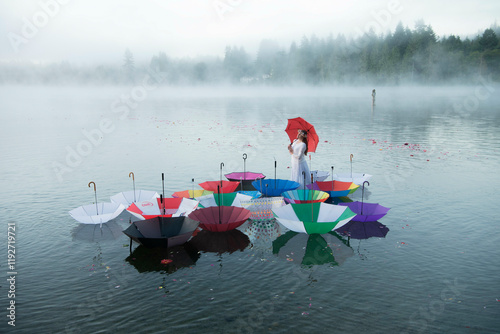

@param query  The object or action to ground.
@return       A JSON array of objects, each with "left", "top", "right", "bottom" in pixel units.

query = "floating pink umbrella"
[{"left": 225, "top": 153, "right": 266, "bottom": 190}]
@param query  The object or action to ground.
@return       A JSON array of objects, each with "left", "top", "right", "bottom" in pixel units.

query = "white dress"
[{"left": 290, "top": 140, "right": 311, "bottom": 189}]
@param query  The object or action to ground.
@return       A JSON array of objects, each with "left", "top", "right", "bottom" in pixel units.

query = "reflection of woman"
[{"left": 288, "top": 130, "right": 311, "bottom": 189}]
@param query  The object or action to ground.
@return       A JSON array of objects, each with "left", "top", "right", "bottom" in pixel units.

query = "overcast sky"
[{"left": 0, "top": 0, "right": 498, "bottom": 64}]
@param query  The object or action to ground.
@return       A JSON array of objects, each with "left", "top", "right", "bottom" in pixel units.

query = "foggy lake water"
[{"left": 0, "top": 84, "right": 499, "bottom": 333}]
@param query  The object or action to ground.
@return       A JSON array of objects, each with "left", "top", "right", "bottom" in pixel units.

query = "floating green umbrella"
[{"left": 272, "top": 202, "right": 356, "bottom": 234}]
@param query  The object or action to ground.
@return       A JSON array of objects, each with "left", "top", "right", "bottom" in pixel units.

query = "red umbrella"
[
  {"left": 285, "top": 117, "right": 319, "bottom": 153},
  {"left": 188, "top": 206, "right": 251, "bottom": 232},
  {"left": 199, "top": 180, "right": 239, "bottom": 193}
]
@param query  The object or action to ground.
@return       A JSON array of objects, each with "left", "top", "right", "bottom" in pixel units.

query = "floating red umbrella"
[
  {"left": 188, "top": 206, "right": 251, "bottom": 232},
  {"left": 285, "top": 117, "right": 319, "bottom": 153}
]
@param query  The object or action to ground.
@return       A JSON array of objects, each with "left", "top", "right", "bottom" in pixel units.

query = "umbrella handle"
[
  {"left": 350, "top": 154, "right": 354, "bottom": 178},
  {"left": 88, "top": 181, "right": 98, "bottom": 215},
  {"left": 361, "top": 181, "right": 370, "bottom": 214},
  {"left": 220, "top": 162, "right": 224, "bottom": 181},
  {"left": 243, "top": 153, "right": 247, "bottom": 180},
  {"left": 161, "top": 173, "right": 165, "bottom": 200},
  {"left": 129, "top": 172, "right": 136, "bottom": 202},
  {"left": 331, "top": 166, "right": 334, "bottom": 191}
]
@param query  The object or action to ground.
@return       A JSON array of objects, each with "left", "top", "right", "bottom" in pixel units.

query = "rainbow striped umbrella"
[{"left": 282, "top": 189, "right": 329, "bottom": 204}]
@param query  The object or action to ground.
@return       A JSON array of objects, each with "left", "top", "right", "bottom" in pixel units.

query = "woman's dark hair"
[{"left": 299, "top": 130, "right": 308, "bottom": 155}]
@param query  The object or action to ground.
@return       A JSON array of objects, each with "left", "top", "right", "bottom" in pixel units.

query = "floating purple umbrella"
[
  {"left": 225, "top": 153, "right": 265, "bottom": 190},
  {"left": 338, "top": 181, "right": 390, "bottom": 222}
]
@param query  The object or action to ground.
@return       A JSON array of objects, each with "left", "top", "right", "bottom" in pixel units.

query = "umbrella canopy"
[
  {"left": 272, "top": 202, "right": 356, "bottom": 234},
  {"left": 122, "top": 216, "right": 199, "bottom": 248},
  {"left": 225, "top": 172, "right": 266, "bottom": 191},
  {"left": 285, "top": 117, "right": 319, "bottom": 153},
  {"left": 172, "top": 189, "right": 213, "bottom": 199},
  {"left": 240, "top": 196, "right": 285, "bottom": 221},
  {"left": 338, "top": 202, "right": 390, "bottom": 222},
  {"left": 310, "top": 170, "right": 330, "bottom": 182},
  {"left": 196, "top": 192, "right": 253, "bottom": 208},
  {"left": 307, "top": 180, "right": 359, "bottom": 197},
  {"left": 236, "top": 190, "right": 262, "bottom": 199},
  {"left": 335, "top": 221, "right": 389, "bottom": 239},
  {"left": 282, "top": 189, "right": 329, "bottom": 204},
  {"left": 273, "top": 231, "right": 353, "bottom": 266},
  {"left": 252, "top": 179, "right": 300, "bottom": 197},
  {"left": 69, "top": 202, "right": 125, "bottom": 224},
  {"left": 110, "top": 190, "right": 159, "bottom": 207},
  {"left": 199, "top": 180, "right": 240, "bottom": 194},
  {"left": 332, "top": 173, "right": 372, "bottom": 185},
  {"left": 189, "top": 229, "right": 250, "bottom": 254},
  {"left": 126, "top": 197, "right": 199, "bottom": 220},
  {"left": 188, "top": 206, "right": 252, "bottom": 232}
]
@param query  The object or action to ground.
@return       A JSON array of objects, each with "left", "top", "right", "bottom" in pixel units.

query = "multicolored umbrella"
[
  {"left": 225, "top": 153, "right": 266, "bottom": 190},
  {"left": 122, "top": 216, "right": 199, "bottom": 248},
  {"left": 69, "top": 182, "right": 125, "bottom": 224},
  {"left": 126, "top": 197, "right": 199, "bottom": 220},
  {"left": 196, "top": 192, "right": 253, "bottom": 208},
  {"left": 272, "top": 202, "right": 356, "bottom": 234},
  {"left": 285, "top": 117, "right": 319, "bottom": 153},
  {"left": 172, "top": 189, "right": 213, "bottom": 199},
  {"left": 335, "top": 221, "right": 389, "bottom": 239},
  {"left": 252, "top": 179, "right": 300, "bottom": 197},
  {"left": 172, "top": 178, "right": 213, "bottom": 199},
  {"left": 307, "top": 180, "right": 359, "bottom": 197},
  {"left": 240, "top": 196, "right": 285, "bottom": 221},
  {"left": 272, "top": 231, "right": 353, "bottom": 266},
  {"left": 282, "top": 189, "right": 329, "bottom": 204},
  {"left": 337, "top": 181, "right": 389, "bottom": 222},
  {"left": 188, "top": 206, "right": 252, "bottom": 232}
]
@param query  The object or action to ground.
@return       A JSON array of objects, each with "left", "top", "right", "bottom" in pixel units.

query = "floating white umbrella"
[
  {"left": 69, "top": 182, "right": 125, "bottom": 224},
  {"left": 110, "top": 172, "right": 159, "bottom": 207}
]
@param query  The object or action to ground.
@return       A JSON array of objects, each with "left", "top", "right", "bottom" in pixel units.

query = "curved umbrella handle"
[
  {"left": 350, "top": 154, "right": 354, "bottom": 178},
  {"left": 129, "top": 172, "right": 136, "bottom": 202},
  {"left": 242, "top": 153, "right": 247, "bottom": 160},
  {"left": 220, "top": 162, "right": 224, "bottom": 183},
  {"left": 88, "top": 181, "right": 98, "bottom": 215},
  {"left": 361, "top": 181, "right": 370, "bottom": 214}
]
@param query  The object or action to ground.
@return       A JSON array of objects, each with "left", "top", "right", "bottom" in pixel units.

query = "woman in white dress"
[{"left": 288, "top": 130, "right": 311, "bottom": 189}]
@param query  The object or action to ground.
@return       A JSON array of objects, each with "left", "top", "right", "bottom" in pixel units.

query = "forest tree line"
[{"left": 1, "top": 21, "right": 499, "bottom": 85}]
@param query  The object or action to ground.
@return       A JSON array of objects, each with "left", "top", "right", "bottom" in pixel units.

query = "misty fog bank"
[{"left": 2, "top": 22, "right": 499, "bottom": 86}]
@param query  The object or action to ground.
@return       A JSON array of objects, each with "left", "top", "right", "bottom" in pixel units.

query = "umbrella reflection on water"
[
  {"left": 71, "top": 221, "right": 123, "bottom": 243},
  {"left": 125, "top": 243, "right": 200, "bottom": 275},
  {"left": 272, "top": 231, "right": 353, "bottom": 267}
]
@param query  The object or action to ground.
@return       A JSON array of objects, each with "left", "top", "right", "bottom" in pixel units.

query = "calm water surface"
[{"left": 0, "top": 85, "right": 499, "bottom": 334}]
